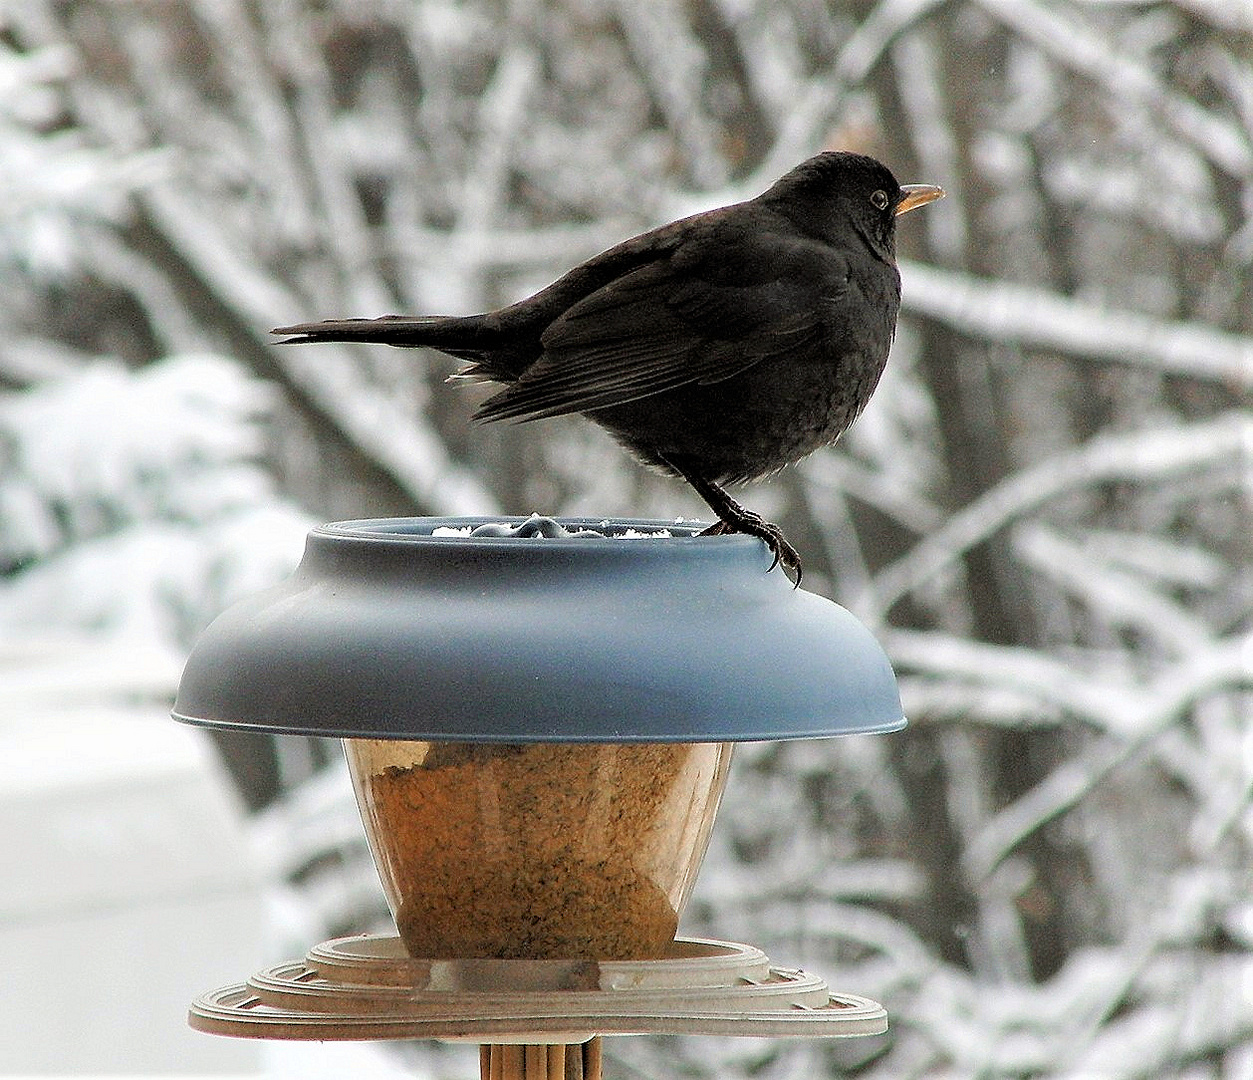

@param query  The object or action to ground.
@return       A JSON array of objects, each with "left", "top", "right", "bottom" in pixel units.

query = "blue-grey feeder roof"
[{"left": 172, "top": 517, "right": 905, "bottom": 742}]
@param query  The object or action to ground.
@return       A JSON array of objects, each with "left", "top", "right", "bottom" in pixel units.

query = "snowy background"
[{"left": 1, "top": 1, "right": 1250, "bottom": 1077}]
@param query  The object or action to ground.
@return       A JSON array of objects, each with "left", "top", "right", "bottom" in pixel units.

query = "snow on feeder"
[{"left": 173, "top": 517, "right": 905, "bottom": 1078}]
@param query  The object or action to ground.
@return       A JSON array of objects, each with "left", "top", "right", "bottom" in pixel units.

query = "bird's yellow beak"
[{"left": 896, "top": 184, "right": 946, "bottom": 216}]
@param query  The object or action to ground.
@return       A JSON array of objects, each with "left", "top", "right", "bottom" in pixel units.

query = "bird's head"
[{"left": 760, "top": 151, "right": 944, "bottom": 262}]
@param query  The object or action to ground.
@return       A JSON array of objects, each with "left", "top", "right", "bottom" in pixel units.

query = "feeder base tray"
[{"left": 189, "top": 934, "right": 886, "bottom": 1043}]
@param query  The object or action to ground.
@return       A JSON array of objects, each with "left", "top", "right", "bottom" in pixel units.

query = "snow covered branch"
[{"left": 901, "top": 261, "right": 1253, "bottom": 388}]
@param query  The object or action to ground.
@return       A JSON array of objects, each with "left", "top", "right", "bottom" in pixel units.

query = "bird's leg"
[
  {"left": 698, "top": 500, "right": 803, "bottom": 586},
  {"left": 661, "top": 458, "right": 802, "bottom": 585}
]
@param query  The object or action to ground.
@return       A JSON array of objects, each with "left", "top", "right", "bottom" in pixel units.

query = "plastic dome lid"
[{"left": 172, "top": 517, "right": 905, "bottom": 742}]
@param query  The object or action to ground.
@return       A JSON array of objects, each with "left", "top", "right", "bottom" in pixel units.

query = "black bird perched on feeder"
[{"left": 273, "top": 151, "right": 944, "bottom": 583}]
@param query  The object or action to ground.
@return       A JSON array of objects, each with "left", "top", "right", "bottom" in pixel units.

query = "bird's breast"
[{"left": 594, "top": 332, "right": 893, "bottom": 485}]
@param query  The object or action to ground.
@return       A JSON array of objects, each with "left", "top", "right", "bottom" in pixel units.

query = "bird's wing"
[{"left": 474, "top": 237, "right": 846, "bottom": 423}]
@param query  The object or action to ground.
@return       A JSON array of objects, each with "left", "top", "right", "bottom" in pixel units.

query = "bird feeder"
[{"left": 173, "top": 517, "right": 905, "bottom": 1078}]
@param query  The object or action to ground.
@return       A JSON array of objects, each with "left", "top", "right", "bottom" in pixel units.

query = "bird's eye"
[{"left": 870, "top": 189, "right": 890, "bottom": 210}]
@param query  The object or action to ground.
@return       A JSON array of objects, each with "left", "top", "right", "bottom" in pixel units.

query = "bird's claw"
[{"left": 700, "top": 516, "right": 803, "bottom": 587}]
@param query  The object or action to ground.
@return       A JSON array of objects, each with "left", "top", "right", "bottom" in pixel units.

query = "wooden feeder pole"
[{"left": 480, "top": 1039, "right": 602, "bottom": 1080}]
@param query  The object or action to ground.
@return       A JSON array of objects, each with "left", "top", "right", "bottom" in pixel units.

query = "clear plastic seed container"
[{"left": 344, "top": 739, "right": 733, "bottom": 960}]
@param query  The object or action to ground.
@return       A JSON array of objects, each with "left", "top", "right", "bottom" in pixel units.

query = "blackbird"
[{"left": 274, "top": 151, "right": 943, "bottom": 582}]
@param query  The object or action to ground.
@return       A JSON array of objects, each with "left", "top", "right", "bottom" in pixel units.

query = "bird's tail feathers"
[
  {"left": 271, "top": 314, "right": 498, "bottom": 354},
  {"left": 445, "top": 366, "right": 498, "bottom": 385}
]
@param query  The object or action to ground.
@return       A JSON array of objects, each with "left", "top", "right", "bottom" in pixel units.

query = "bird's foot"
[
  {"left": 661, "top": 457, "right": 805, "bottom": 586},
  {"left": 700, "top": 514, "right": 803, "bottom": 586}
]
